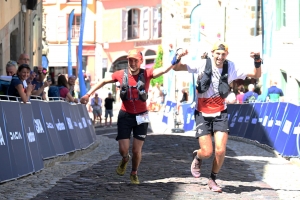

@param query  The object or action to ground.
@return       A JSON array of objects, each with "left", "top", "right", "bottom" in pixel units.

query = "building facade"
[{"left": 0, "top": 0, "right": 43, "bottom": 75}]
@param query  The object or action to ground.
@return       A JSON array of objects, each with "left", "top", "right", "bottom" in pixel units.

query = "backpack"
[
  {"left": 120, "top": 68, "right": 148, "bottom": 102},
  {"left": 48, "top": 86, "right": 65, "bottom": 98},
  {"left": 196, "top": 57, "right": 230, "bottom": 98}
]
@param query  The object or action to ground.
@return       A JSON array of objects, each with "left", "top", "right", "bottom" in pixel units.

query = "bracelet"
[{"left": 254, "top": 61, "right": 261, "bottom": 68}]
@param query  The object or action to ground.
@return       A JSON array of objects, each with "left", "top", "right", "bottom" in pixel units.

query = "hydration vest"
[
  {"left": 120, "top": 68, "right": 148, "bottom": 102},
  {"left": 196, "top": 57, "right": 230, "bottom": 99}
]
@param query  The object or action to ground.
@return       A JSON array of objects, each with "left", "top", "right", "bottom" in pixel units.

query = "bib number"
[{"left": 136, "top": 112, "right": 150, "bottom": 125}]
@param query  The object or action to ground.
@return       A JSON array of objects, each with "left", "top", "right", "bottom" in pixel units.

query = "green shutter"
[{"left": 276, "top": 0, "right": 282, "bottom": 30}]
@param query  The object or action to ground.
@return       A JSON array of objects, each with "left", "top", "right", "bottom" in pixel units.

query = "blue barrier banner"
[
  {"left": 38, "top": 101, "right": 65, "bottom": 155},
  {"left": 243, "top": 103, "right": 262, "bottom": 140},
  {"left": 48, "top": 101, "right": 75, "bottom": 153},
  {"left": 228, "top": 104, "right": 242, "bottom": 136},
  {"left": 30, "top": 100, "right": 57, "bottom": 159},
  {"left": 19, "top": 103, "right": 44, "bottom": 172},
  {"left": 273, "top": 103, "right": 296, "bottom": 154},
  {"left": 289, "top": 110, "right": 300, "bottom": 157},
  {"left": 181, "top": 103, "right": 195, "bottom": 131},
  {"left": 260, "top": 102, "right": 280, "bottom": 146},
  {"left": 61, "top": 103, "right": 81, "bottom": 150},
  {"left": 251, "top": 103, "right": 269, "bottom": 143},
  {"left": 162, "top": 101, "right": 172, "bottom": 124},
  {"left": 236, "top": 104, "right": 254, "bottom": 138},
  {"left": 2, "top": 101, "right": 34, "bottom": 178},
  {"left": 79, "top": 104, "right": 96, "bottom": 142},
  {"left": 77, "top": 104, "right": 94, "bottom": 146},
  {"left": 70, "top": 105, "right": 91, "bottom": 149},
  {"left": 280, "top": 105, "right": 300, "bottom": 156},
  {"left": 0, "top": 102, "right": 17, "bottom": 182}
]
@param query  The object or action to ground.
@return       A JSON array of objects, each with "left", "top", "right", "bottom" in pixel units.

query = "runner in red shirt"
[{"left": 80, "top": 49, "right": 176, "bottom": 184}]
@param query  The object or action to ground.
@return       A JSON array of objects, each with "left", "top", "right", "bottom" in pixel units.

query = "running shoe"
[
  {"left": 130, "top": 174, "right": 140, "bottom": 184},
  {"left": 191, "top": 150, "right": 202, "bottom": 178},
  {"left": 116, "top": 155, "right": 130, "bottom": 176},
  {"left": 208, "top": 179, "right": 222, "bottom": 193}
]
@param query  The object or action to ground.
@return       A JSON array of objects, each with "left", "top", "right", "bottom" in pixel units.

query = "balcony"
[{"left": 71, "top": 26, "right": 80, "bottom": 39}]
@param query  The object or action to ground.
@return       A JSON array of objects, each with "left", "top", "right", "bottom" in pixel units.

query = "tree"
[{"left": 150, "top": 45, "right": 163, "bottom": 87}]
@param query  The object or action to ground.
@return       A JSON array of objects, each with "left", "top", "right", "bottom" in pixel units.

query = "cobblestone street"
[{"left": 0, "top": 111, "right": 299, "bottom": 200}]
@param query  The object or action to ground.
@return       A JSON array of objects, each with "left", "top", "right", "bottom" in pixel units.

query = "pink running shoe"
[
  {"left": 208, "top": 179, "right": 222, "bottom": 193},
  {"left": 190, "top": 150, "right": 202, "bottom": 178}
]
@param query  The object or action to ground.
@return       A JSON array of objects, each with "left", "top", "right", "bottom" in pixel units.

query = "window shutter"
[
  {"left": 140, "top": 7, "right": 150, "bottom": 40},
  {"left": 121, "top": 9, "right": 128, "bottom": 41},
  {"left": 152, "top": 7, "right": 159, "bottom": 39},
  {"left": 46, "top": 14, "right": 57, "bottom": 41},
  {"left": 57, "top": 14, "right": 67, "bottom": 42}
]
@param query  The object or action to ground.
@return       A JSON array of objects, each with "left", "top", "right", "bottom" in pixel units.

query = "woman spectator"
[
  {"left": 236, "top": 85, "right": 245, "bottom": 104},
  {"left": 57, "top": 75, "right": 78, "bottom": 103},
  {"left": 7, "top": 64, "right": 34, "bottom": 103}
]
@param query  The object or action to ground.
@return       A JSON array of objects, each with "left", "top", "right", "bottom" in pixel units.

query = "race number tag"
[{"left": 136, "top": 113, "right": 150, "bottom": 125}]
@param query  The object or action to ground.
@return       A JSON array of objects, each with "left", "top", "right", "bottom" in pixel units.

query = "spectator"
[
  {"left": 243, "top": 84, "right": 258, "bottom": 103},
  {"left": 57, "top": 75, "right": 77, "bottom": 103},
  {"left": 236, "top": 85, "right": 245, "bottom": 104},
  {"left": 27, "top": 71, "right": 36, "bottom": 84},
  {"left": 104, "top": 92, "right": 115, "bottom": 127},
  {"left": 68, "top": 75, "right": 76, "bottom": 97},
  {"left": 256, "top": 87, "right": 266, "bottom": 102},
  {"left": 83, "top": 70, "right": 91, "bottom": 91},
  {"left": 31, "top": 66, "right": 50, "bottom": 99},
  {"left": 6, "top": 60, "right": 18, "bottom": 76},
  {"left": 225, "top": 88, "right": 236, "bottom": 104},
  {"left": 7, "top": 64, "right": 34, "bottom": 103},
  {"left": 74, "top": 78, "right": 80, "bottom": 98},
  {"left": 17, "top": 53, "right": 30, "bottom": 89},
  {"left": 90, "top": 93, "right": 102, "bottom": 125},
  {"left": 266, "top": 80, "right": 284, "bottom": 102}
]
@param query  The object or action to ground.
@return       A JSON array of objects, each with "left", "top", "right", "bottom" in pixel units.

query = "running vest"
[
  {"left": 120, "top": 68, "right": 148, "bottom": 102},
  {"left": 196, "top": 57, "right": 230, "bottom": 99}
]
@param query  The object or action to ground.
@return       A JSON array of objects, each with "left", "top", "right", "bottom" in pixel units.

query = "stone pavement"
[{"left": 0, "top": 111, "right": 299, "bottom": 200}]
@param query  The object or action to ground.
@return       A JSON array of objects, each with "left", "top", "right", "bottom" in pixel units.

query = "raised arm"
[{"left": 246, "top": 52, "right": 262, "bottom": 79}]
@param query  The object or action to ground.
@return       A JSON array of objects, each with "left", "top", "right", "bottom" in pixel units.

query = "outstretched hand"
[{"left": 80, "top": 94, "right": 90, "bottom": 104}]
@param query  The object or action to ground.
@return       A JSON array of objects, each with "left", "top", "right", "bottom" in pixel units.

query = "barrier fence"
[
  {"left": 0, "top": 99, "right": 96, "bottom": 183},
  {"left": 162, "top": 101, "right": 300, "bottom": 158}
]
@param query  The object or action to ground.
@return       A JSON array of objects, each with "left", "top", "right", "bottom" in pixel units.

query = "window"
[
  {"left": 70, "top": 15, "right": 81, "bottom": 39},
  {"left": 128, "top": 9, "right": 140, "bottom": 39},
  {"left": 276, "top": 0, "right": 286, "bottom": 30}
]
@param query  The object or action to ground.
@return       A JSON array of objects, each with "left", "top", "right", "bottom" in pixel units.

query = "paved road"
[{"left": 0, "top": 109, "right": 299, "bottom": 200}]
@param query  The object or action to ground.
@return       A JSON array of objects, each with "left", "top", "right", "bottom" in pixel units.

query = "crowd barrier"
[
  {"left": 162, "top": 100, "right": 300, "bottom": 158},
  {"left": 0, "top": 98, "right": 96, "bottom": 183}
]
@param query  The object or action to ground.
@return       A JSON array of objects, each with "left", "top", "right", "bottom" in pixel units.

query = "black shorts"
[
  {"left": 194, "top": 110, "right": 229, "bottom": 138},
  {"left": 116, "top": 110, "right": 148, "bottom": 141}
]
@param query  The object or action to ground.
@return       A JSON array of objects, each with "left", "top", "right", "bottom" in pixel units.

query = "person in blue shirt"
[
  {"left": 242, "top": 84, "right": 258, "bottom": 103},
  {"left": 266, "top": 81, "right": 284, "bottom": 102},
  {"left": 7, "top": 64, "right": 34, "bottom": 103}
]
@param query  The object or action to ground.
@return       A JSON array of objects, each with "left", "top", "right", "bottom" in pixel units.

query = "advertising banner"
[
  {"left": 236, "top": 104, "right": 254, "bottom": 138},
  {"left": 286, "top": 110, "right": 300, "bottom": 157},
  {"left": 19, "top": 103, "right": 44, "bottom": 172},
  {"left": 181, "top": 103, "right": 195, "bottom": 131},
  {"left": 48, "top": 101, "right": 75, "bottom": 153},
  {"left": 77, "top": 104, "right": 94, "bottom": 146},
  {"left": 243, "top": 103, "right": 262, "bottom": 140},
  {"left": 2, "top": 101, "right": 34, "bottom": 178},
  {"left": 30, "top": 100, "right": 56, "bottom": 159},
  {"left": 228, "top": 104, "right": 242, "bottom": 136}
]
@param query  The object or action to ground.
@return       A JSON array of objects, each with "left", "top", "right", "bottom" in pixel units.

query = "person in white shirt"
[
  {"left": 90, "top": 93, "right": 102, "bottom": 125},
  {"left": 173, "top": 41, "right": 262, "bottom": 192}
]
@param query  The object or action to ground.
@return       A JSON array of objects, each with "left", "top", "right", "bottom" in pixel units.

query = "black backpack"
[
  {"left": 120, "top": 68, "right": 148, "bottom": 102},
  {"left": 196, "top": 57, "right": 230, "bottom": 99}
]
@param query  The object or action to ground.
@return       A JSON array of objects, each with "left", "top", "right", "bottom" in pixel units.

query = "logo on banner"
[
  {"left": 244, "top": 116, "right": 250, "bottom": 123},
  {"left": 10, "top": 132, "right": 22, "bottom": 140},
  {"left": 251, "top": 118, "right": 258, "bottom": 124},
  {"left": 73, "top": 121, "right": 78, "bottom": 127},
  {"left": 34, "top": 119, "right": 44, "bottom": 133},
  {"left": 238, "top": 116, "right": 244, "bottom": 123},
  {"left": 293, "top": 123, "right": 300, "bottom": 134},
  {"left": 262, "top": 116, "right": 268, "bottom": 126},
  {"left": 82, "top": 118, "right": 87, "bottom": 128},
  {"left": 46, "top": 122, "right": 54, "bottom": 129},
  {"left": 268, "top": 117, "right": 274, "bottom": 127},
  {"left": 0, "top": 128, "right": 5, "bottom": 145},
  {"left": 275, "top": 120, "right": 282, "bottom": 126},
  {"left": 282, "top": 120, "right": 292, "bottom": 134},
  {"left": 78, "top": 122, "right": 83, "bottom": 129},
  {"left": 56, "top": 119, "right": 65, "bottom": 131},
  {"left": 27, "top": 127, "right": 35, "bottom": 143},
  {"left": 66, "top": 117, "right": 74, "bottom": 129},
  {"left": 230, "top": 112, "right": 238, "bottom": 127}
]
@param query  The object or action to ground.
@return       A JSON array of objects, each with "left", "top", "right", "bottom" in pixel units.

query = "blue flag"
[
  {"left": 68, "top": 9, "right": 75, "bottom": 77},
  {"left": 78, "top": 0, "right": 87, "bottom": 97}
]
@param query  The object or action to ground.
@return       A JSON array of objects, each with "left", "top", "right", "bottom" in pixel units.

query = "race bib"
[{"left": 136, "top": 112, "right": 150, "bottom": 125}]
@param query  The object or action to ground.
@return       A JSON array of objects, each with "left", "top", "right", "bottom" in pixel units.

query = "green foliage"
[{"left": 150, "top": 45, "right": 164, "bottom": 87}]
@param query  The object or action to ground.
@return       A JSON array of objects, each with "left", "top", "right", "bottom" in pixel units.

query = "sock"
[
  {"left": 131, "top": 169, "right": 137, "bottom": 175},
  {"left": 210, "top": 172, "right": 217, "bottom": 181}
]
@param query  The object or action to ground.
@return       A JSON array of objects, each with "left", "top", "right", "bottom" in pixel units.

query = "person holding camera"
[
  {"left": 173, "top": 41, "right": 262, "bottom": 192},
  {"left": 31, "top": 66, "right": 51, "bottom": 100}
]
